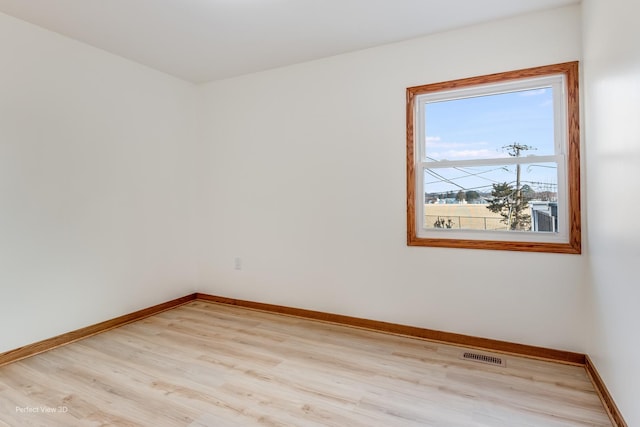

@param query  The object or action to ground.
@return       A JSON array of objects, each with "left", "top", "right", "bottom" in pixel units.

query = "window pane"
[
  {"left": 423, "top": 162, "right": 559, "bottom": 232},
  {"left": 424, "top": 87, "right": 555, "bottom": 162}
]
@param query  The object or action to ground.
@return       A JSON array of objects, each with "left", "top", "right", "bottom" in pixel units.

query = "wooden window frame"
[{"left": 406, "top": 62, "right": 581, "bottom": 254}]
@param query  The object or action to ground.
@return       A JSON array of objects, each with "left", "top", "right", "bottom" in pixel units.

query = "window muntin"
[{"left": 406, "top": 62, "right": 581, "bottom": 253}]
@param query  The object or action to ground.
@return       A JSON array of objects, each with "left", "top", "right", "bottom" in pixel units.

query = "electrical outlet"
[{"left": 234, "top": 257, "right": 242, "bottom": 270}]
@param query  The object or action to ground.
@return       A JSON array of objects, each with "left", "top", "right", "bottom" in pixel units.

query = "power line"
[
  {"left": 425, "top": 156, "right": 506, "bottom": 185},
  {"left": 425, "top": 169, "right": 466, "bottom": 190},
  {"left": 424, "top": 155, "right": 558, "bottom": 194}
]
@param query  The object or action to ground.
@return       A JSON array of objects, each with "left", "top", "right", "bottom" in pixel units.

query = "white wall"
[
  {"left": 583, "top": 0, "right": 640, "bottom": 424},
  {"left": 0, "top": 12, "right": 199, "bottom": 353},
  {"left": 198, "top": 6, "right": 588, "bottom": 352}
]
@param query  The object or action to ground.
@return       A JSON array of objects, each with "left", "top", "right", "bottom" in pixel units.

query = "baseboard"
[
  {"left": 0, "top": 293, "right": 197, "bottom": 368},
  {"left": 585, "top": 355, "right": 628, "bottom": 427},
  {"left": 0, "top": 292, "right": 584, "bottom": 366},
  {"left": 195, "top": 293, "right": 585, "bottom": 365}
]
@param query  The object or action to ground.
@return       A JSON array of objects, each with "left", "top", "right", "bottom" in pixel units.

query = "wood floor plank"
[{"left": 0, "top": 300, "right": 611, "bottom": 426}]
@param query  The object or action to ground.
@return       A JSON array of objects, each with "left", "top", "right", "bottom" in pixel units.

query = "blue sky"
[{"left": 423, "top": 87, "right": 558, "bottom": 195}]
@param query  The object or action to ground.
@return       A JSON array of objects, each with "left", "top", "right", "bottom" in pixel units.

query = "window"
[{"left": 406, "top": 62, "right": 581, "bottom": 253}]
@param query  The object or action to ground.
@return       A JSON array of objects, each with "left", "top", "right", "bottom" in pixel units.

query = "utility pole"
[{"left": 502, "top": 143, "right": 535, "bottom": 229}]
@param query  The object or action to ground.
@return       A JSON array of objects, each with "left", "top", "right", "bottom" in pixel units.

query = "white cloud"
[
  {"left": 426, "top": 140, "right": 489, "bottom": 149},
  {"left": 430, "top": 149, "right": 509, "bottom": 160}
]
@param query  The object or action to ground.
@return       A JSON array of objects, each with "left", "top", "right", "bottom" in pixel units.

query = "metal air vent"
[{"left": 460, "top": 351, "right": 505, "bottom": 367}]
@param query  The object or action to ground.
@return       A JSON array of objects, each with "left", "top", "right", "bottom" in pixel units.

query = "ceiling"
[{"left": 0, "top": 0, "right": 579, "bottom": 84}]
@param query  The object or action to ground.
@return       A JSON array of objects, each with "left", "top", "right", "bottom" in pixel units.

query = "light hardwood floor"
[{"left": 0, "top": 301, "right": 611, "bottom": 426}]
